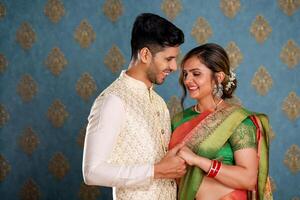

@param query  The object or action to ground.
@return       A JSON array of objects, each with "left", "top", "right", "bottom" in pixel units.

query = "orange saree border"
[{"left": 168, "top": 110, "right": 211, "bottom": 150}]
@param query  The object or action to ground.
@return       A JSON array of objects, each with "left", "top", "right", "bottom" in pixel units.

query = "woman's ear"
[
  {"left": 215, "top": 71, "right": 225, "bottom": 84},
  {"left": 138, "top": 47, "right": 152, "bottom": 64}
]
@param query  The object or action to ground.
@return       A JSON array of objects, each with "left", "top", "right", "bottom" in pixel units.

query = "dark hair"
[
  {"left": 131, "top": 13, "right": 184, "bottom": 60},
  {"left": 179, "top": 43, "right": 237, "bottom": 107}
]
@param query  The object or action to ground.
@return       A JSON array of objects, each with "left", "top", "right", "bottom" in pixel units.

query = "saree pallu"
[{"left": 169, "top": 105, "right": 273, "bottom": 200}]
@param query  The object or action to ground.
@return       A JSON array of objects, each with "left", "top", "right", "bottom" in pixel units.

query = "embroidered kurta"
[{"left": 82, "top": 71, "right": 176, "bottom": 200}]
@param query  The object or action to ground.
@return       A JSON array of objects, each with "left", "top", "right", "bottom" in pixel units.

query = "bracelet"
[{"left": 207, "top": 160, "right": 222, "bottom": 178}]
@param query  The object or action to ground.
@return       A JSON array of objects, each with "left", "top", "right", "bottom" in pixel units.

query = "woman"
[{"left": 169, "top": 43, "right": 272, "bottom": 200}]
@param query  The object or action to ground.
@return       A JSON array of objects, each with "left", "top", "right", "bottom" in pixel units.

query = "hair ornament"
[{"left": 225, "top": 70, "right": 236, "bottom": 91}]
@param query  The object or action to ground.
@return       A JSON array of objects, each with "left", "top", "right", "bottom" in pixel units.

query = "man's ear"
[
  {"left": 138, "top": 47, "right": 152, "bottom": 64},
  {"left": 215, "top": 71, "right": 225, "bottom": 84}
]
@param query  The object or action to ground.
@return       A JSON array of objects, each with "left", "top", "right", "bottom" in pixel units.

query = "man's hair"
[{"left": 131, "top": 13, "right": 184, "bottom": 60}]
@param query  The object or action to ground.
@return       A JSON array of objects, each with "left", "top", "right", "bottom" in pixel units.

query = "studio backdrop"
[{"left": 0, "top": 0, "right": 299, "bottom": 199}]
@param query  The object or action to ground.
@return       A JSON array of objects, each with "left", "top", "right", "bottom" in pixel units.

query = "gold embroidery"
[
  {"left": 0, "top": 104, "right": 10, "bottom": 127},
  {"left": 0, "top": 2, "right": 6, "bottom": 19},
  {"left": 187, "top": 106, "right": 238, "bottom": 152},
  {"left": 250, "top": 15, "right": 272, "bottom": 43},
  {"left": 74, "top": 20, "right": 96, "bottom": 48},
  {"left": 229, "top": 119, "right": 257, "bottom": 151},
  {"left": 280, "top": 39, "right": 300, "bottom": 69},
  {"left": 44, "top": 0, "right": 65, "bottom": 23},
  {"left": 161, "top": 0, "right": 182, "bottom": 20},
  {"left": 0, "top": 154, "right": 11, "bottom": 181},
  {"left": 99, "top": 73, "right": 176, "bottom": 199},
  {"left": 102, "top": 0, "right": 123, "bottom": 22},
  {"left": 0, "top": 53, "right": 8, "bottom": 73},
  {"left": 45, "top": 47, "right": 68, "bottom": 76},
  {"left": 18, "top": 127, "right": 40, "bottom": 155},
  {"left": 20, "top": 179, "right": 41, "bottom": 200},
  {"left": 284, "top": 144, "right": 300, "bottom": 173},
  {"left": 191, "top": 17, "right": 213, "bottom": 44},
  {"left": 225, "top": 42, "right": 243, "bottom": 71},
  {"left": 104, "top": 45, "right": 125, "bottom": 73},
  {"left": 47, "top": 99, "right": 69, "bottom": 127},
  {"left": 220, "top": 0, "right": 241, "bottom": 18},
  {"left": 282, "top": 91, "right": 300, "bottom": 121},
  {"left": 269, "top": 126, "right": 276, "bottom": 141},
  {"left": 16, "top": 22, "right": 36, "bottom": 50},
  {"left": 48, "top": 152, "right": 70, "bottom": 180},
  {"left": 278, "top": 0, "right": 300, "bottom": 16},
  {"left": 17, "top": 74, "right": 38, "bottom": 102},
  {"left": 251, "top": 66, "right": 273, "bottom": 96},
  {"left": 76, "top": 73, "right": 97, "bottom": 101},
  {"left": 78, "top": 182, "right": 100, "bottom": 200}
]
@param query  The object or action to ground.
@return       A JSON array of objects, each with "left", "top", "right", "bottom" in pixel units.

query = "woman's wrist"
[{"left": 194, "top": 156, "right": 213, "bottom": 172}]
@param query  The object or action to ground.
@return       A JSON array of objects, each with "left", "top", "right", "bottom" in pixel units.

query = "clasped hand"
[{"left": 154, "top": 142, "right": 199, "bottom": 179}]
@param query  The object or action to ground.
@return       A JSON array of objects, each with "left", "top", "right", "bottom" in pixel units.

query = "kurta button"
[
  {"left": 156, "top": 111, "right": 160, "bottom": 116},
  {"left": 161, "top": 129, "right": 164, "bottom": 134},
  {"left": 171, "top": 181, "right": 175, "bottom": 186}
]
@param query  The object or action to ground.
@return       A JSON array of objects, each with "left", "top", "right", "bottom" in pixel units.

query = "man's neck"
[{"left": 126, "top": 61, "right": 152, "bottom": 89}]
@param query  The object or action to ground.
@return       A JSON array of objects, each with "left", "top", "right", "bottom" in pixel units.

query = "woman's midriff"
[{"left": 195, "top": 177, "right": 236, "bottom": 200}]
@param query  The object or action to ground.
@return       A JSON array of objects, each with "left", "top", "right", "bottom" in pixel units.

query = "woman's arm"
[
  {"left": 178, "top": 118, "right": 259, "bottom": 190},
  {"left": 178, "top": 146, "right": 258, "bottom": 190}
]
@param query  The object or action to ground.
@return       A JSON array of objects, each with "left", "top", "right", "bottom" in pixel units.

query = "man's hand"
[
  {"left": 154, "top": 143, "right": 186, "bottom": 179},
  {"left": 178, "top": 146, "right": 198, "bottom": 166}
]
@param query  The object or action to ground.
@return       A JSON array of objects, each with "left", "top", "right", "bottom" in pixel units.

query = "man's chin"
[{"left": 155, "top": 78, "right": 165, "bottom": 85}]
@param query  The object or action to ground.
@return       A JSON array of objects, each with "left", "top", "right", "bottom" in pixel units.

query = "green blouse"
[{"left": 171, "top": 107, "right": 257, "bottom": 165}]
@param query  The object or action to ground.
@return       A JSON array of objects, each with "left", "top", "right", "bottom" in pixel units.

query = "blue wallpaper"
[{"left": 0, "top": 0, "right": 299, "bottom": 199}]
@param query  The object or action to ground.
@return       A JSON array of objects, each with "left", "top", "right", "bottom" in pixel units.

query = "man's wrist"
[{"left": 154, "top": 163, "right": 163, "bottom": 179}]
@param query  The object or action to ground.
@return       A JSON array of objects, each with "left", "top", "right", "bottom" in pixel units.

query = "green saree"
[{"left": 169, "top": 105, "right": 273, "bottom": 200}]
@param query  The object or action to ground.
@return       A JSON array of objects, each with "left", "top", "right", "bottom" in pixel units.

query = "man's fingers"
[{"left": 169, "top": 142, "right": 185, "bottom": 155}]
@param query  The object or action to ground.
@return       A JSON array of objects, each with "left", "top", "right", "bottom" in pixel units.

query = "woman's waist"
[{"left": 196, "top": 176, "right": 246, "bottom": 200}]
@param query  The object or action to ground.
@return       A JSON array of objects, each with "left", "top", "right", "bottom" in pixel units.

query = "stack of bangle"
[{"left": 207, "top": 159, "right": 222, "bottom": 178}]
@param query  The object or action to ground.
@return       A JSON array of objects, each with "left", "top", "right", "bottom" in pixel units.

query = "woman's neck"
[{"left": 196, "top": 96, "right": 223, "bottom": 112}]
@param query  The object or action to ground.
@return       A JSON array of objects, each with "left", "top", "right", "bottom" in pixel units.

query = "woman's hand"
[{"left": 178, "top": 146, "right": 198, "bottom": 166}]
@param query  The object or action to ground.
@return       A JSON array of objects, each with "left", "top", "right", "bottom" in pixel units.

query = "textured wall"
[{"left": 0, "top": 0, "right": 299, "bottom": 199}]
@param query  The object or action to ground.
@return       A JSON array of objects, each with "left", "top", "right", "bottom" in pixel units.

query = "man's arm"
[
  {"left": 82, "top": 95, "right": 154, "bottom": 187},
  {"left": 82, "top": 94, "right": 186, "bottom": 188}
]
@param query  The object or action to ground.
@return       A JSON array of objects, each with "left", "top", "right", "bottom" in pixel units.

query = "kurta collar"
[{"left": 119, "top": 70, "right": 154, "bottom": 91}]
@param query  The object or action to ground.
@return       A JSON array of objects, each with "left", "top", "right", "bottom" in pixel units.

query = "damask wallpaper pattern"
[{"left": 0, "top": 0, "right": 299, "bottom": 199}]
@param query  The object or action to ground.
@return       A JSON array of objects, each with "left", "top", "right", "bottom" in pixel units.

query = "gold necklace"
[{"left": 194, "top": 99, "right": 224, "bottom": 113}]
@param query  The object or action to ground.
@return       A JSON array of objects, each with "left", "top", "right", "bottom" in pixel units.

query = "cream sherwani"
[{"left": 82, "top": 71, "right": 176, "bottom": 200}]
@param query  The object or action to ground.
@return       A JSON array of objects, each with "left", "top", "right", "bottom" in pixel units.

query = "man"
[{"left": 82, "top": 13, "right": 186, "bottom": 200}]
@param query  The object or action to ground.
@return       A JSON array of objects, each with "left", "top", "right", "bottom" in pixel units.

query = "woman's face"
[{"left": 182, "top": 56, "right": 215, "bottom": 100}]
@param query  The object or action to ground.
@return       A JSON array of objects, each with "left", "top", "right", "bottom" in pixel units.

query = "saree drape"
[{"left": 169, "top": 105, "right": 273, "bottom": 200}]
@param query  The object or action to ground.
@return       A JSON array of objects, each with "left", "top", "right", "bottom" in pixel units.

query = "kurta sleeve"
[{"left": 82, "top": 94, "right": 154, "bottom": 187}]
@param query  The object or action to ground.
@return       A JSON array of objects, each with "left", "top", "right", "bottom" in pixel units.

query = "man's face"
[{"left": 146, "top": 46, "right": 180, "bottom": 85}]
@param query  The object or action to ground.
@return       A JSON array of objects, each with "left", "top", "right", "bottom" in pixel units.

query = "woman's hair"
[{"left": 179, "top": 43, "right": 237, "bottom": 107}]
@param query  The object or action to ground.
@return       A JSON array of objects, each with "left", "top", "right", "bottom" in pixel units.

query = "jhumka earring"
[{"left": 213, "top": 83, "right": 223, "bottom": 98}]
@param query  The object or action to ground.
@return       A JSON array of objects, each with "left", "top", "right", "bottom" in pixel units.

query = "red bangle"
[{"left": 207, "top": 160, "right": 222, "bottom": 178}]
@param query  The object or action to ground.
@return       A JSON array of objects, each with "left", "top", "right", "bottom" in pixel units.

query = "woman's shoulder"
[
  {"left": 229, "top": 104, "right": 268, "bottom": 119},
  {"left": 234, "top": 106, "right": 269, "bottom": 127}
]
